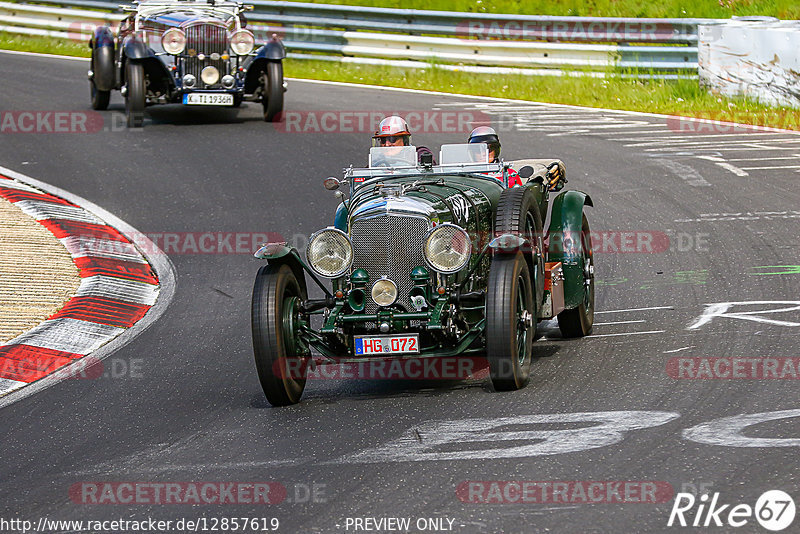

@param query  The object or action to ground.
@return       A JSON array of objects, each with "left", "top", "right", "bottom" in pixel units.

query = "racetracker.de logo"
[
  {"left": 667, "top": 357, "right": 800, "bottom": 379},
  {"left": 274, "top": 111, "right": 494, "bottom": 134},
  {"left": 0, "top": 111, "right": 106, "bottom": 134},
  {"left": 273, "top": 356, "right": 488, "bottom": 380},
  {"left": 666, "top": 113, "right": 800, "bottom": 133},
  {"left": 69, "top": 482, "right": 287, "bottom": 505},
  {"left": 457, "top": 481, "right": 674, "bottom": 504},
  {"left": 454, "top": 20, "right": 677, "bottom": 41}
]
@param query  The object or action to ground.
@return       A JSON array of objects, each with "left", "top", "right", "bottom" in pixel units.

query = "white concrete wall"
[{"left": 698, "top": 20, "right": 800, "bottom": 108}]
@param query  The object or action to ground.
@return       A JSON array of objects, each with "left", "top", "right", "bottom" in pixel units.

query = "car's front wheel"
[
  {"left": 486, "top": 252, "right": 534, "bottom": 391},
  {"left": 261, "top": 61, "right": 284, "bottom": 122},
  {"left": 89, "top": 47, "right": 111, "bottom": 111},
  {"left": 124, "top": 61, "right": 145, "bottom": 128},
  {"left": 251, "top": 263, "right": 309, "bottom": 406}
]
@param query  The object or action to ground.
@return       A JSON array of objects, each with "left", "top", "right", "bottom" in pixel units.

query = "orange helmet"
[{"left": 372, "top": 115, "right": 412, "bottom": 147}]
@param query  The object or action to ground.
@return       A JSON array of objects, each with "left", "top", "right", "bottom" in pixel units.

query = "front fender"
[
  {"left": 121, "top": 36, "right": 172, "bottom": 93},
  {"left": 254, "top": 243, "right": 308, "bottom": 297},
  {"left": 90, "top": 26, "right": 114, "bottom": 48},
  {"left": 243, "top": 37, "right": 285, "bottom": 93},
  {"left": 262, "top": 37, "right": 286, "bottom": 60},
  {"left": 90, "top": 28, "right": 115, "bottom": 91},
  {"left": 547, "top": 190, "right": 593, "bottom": 309},
  {"left": 122, "top": 35, "right": 153, "bottom": 60}
]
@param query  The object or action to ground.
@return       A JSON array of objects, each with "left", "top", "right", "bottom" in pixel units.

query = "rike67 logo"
[{"left": 668, "top": 490, "right": 795, "bottom": 531}]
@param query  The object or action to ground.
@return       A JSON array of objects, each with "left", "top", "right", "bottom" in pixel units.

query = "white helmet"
[
  {"left": 372, "top": 115, "right": 412, "bottom": 147},
  {"left": 468, "top": 126, "right": 501, "bottom": 161}
]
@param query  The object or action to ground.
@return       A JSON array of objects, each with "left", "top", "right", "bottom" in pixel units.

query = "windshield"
[
  {"left": 368, "top": 146, "right": 418, "bottom": 168},
  {"left": 439, "top": 143, "right": 489, "bottom": 165}
]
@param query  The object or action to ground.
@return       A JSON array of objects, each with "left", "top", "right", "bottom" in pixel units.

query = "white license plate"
[
  {"left": 354, "top": 334, "right": 420, "bottom": 355},
  {"left": 183, "top": 93, "right": 234, "bottom": 106}
]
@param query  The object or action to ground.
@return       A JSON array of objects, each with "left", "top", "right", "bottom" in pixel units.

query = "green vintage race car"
[{"left": 251, "top": 144, "right": 594, "bottom": 406}]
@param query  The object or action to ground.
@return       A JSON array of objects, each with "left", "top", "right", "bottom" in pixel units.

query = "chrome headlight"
[
  {"left": 307, "top": 228, "right": 353, "bottom": 278},
  {"left": 161, "top": 28, "right": 186, "bottom": 55},
  {"left": 371, "top": 278, "right": 398, "bottom": 307},
  {"left": 201, "top": 66, "right": 220, "bottom": 85},
  {"left": 424, "top": 224, "right": 472, "bottom": 274},
  {"left": 230, "top": 30, "right": 255, "bottom": 56}
]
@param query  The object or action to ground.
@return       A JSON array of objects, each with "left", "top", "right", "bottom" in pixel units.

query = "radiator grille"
[
  {"left": 350, "top": 214, "right": 429, "bottom": 314},
  {"left": 183, "top": 23, "right": 228, "bottom": 87}
]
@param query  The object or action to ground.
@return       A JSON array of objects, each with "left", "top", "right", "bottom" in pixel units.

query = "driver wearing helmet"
[
  {"left": 371, "top": 115, "right": 436, "bottom": 164},
  {"left": 467, "top": 126, "right": 522, "bottom": 187},
  {"left": 335, "top": 116, "right": 435, "bottom": 231}
]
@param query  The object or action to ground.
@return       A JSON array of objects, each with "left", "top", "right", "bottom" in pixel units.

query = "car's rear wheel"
[
  {"left": 89, "top": 47, "right": 111, "bottom": 111},
  {"left": 124, "top": 61, "right": 145, "bottom": 128},
  {"left": 486, "top": 252, "right": 534, "bottom": 391},
  {"left": 251, "top": 263, "right": 309, "bottom": 406},
  {"left": 261, "top": 61, "right": 283, "bottom": 122},
  {"left": 557, "top": 214, "right": 595, "bottom": 337}
]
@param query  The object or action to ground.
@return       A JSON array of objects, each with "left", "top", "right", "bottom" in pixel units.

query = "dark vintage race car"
[
  {"left": 89, "top": 0, "right": 286, "bottom": 127},
  {"left": 251, "top": 144, "right": 594, "bottom": 406}
]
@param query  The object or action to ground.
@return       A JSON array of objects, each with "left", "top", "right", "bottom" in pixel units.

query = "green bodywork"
[
  {"left": 547, "top": 190, "right": 593, "bottom": 309},
  {"left": 258, "top": 169, "right": 592, "bottom": 360}
]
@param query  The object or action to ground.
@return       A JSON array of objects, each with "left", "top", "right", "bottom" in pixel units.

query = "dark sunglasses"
[{"left": 379, "top": 135, "right": 404, "bottom": 145}]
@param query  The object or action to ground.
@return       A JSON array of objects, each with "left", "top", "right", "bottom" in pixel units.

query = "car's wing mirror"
[
  {"left": 517, "top": 166, "right": 534, "bottom": 179},
  {"left": 323, "top": 177, "right": 341, "bottom": 190}
]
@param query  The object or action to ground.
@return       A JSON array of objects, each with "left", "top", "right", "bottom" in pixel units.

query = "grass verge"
[
  {"left": 292, "top": 0, "right": 799, "bottom": 19},
  {"left": 2, "top": 31, "right": 798, "bottom": 131}
]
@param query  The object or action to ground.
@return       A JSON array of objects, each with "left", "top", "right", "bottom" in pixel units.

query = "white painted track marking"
[
  {"left": 683, "top": 409, "right": 800, "bottom": 448},
  {"left": 589, "top": 330, "right": 666, "bottom": 338},
  {"left": 740, "top": 165, "right": 800, "bottom": 170},
  {"left": 76, "top": 276, "right": 159, "bottom": 306},
  {"left": 596, "top": 306, "right": 674, "bottom": 314},
  {"left": 7, "top": 318, "right": 124, "bottom": 355},
  {"left": 14, "top": 200, "right": 105, "bottom": 224},
  {"left": 0, "top": 180, "right": 42, "bottom": 193},
  {"left": 0, "top": 378, "right": 26, "bottom": 395},
  {"left": 60, "top": 236, "right": 148, "bottom": 263},
  {"left": 594, "top": 320, "right": 647, "bottom": 326},
  {"left": 336, "top": 411, "right": 680, "bottom": 463}
]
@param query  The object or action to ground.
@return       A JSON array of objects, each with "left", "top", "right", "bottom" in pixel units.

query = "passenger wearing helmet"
[
  {"left": 371, "top": 115, "right": 436, "bottom": 165},
  {"left": 468, "top": 126, "right": 521, "bottom": 187}
]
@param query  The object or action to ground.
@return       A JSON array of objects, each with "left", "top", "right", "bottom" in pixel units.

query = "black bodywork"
[{"left": 88, "top": 0, "right": 286, "bottom": 127}]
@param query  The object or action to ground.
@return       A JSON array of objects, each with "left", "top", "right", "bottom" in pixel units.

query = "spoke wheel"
[
  {"left": 486, "top": 252, "right": 534, "bottom": 391},
  {"left": 251, "top": 264, "right": 309, "bottom": 406}
]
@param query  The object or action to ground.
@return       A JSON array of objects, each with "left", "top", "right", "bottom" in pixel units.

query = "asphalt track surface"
[{"left": 1, "top": 51, "right": 800, "bottom": 533}]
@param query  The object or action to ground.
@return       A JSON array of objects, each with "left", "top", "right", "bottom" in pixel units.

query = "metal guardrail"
[{"left": 0, "top": 0, "right": 725, "bottom": 76}]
